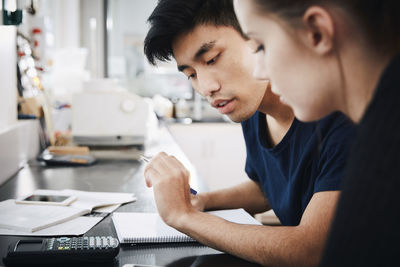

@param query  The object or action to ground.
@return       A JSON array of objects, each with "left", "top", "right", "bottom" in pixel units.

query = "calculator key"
[
  {"left": 101, "top": 237, "right": 108, "bottom": 248},
  {"left": 89, "top": 237, "right": 95, "bottom": 247},
  {"left": 95, "top": 237, "right": 102, "bottom": 248}
]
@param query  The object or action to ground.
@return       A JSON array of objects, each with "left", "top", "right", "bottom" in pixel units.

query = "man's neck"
[{"left": 258, "top": 92, "right": 295, "bottom": 147}]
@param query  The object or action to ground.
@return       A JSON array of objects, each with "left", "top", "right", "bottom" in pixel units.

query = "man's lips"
[
  {"left": 211, "top": 98, "right": 235, "bottom": 114},
  {"left": 211, "top": 98, "right": 234, "bottom": 109}
]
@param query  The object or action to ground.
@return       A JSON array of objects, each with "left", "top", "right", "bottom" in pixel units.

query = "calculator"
[{"left": 3, "top": 236, "right": 120, "bottom": 266}]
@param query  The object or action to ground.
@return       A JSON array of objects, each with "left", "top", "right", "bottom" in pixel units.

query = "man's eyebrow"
[
  {"left": 177, "top": 64, "right": 189, "bottom": 72},
  {"left": 177, "top": 41, "right": 217, "bottom": 72},
  {"left": 194, "top": 40, "right": 216, "bottom": 60}
]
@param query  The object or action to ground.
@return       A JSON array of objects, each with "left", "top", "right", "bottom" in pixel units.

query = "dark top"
[
  {"left": 242, "top": 111, "right": 355, "bottom": 226},
  {"left": 321, "top": 55, "right": 400, "bottom": 266}
]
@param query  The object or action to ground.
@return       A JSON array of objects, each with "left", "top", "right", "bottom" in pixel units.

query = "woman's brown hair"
[{"left": 253, "top": 0, "right": 400, "bottom": 53}]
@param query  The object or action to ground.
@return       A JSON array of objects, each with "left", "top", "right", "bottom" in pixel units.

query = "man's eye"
[
  {"left": 188, "top": 73, "right": 196, "bottom": 80},
  {"left": 206, "top": 54, "right": 219, "bottom": 65},
  {"left": 254, "top": 44, "right": 265, "bottom": 54}
]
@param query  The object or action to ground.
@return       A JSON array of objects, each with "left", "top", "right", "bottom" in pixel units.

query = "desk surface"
[{"left": 0, "top": 128, "right": 259, "bottom": 266}]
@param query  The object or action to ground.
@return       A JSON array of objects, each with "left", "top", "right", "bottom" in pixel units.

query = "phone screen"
[{"left": 23, "top": 195, "right": 70, "bottom": 202}]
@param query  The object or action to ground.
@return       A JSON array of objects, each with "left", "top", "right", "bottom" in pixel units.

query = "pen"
[{"left": 140, "top": 155, "right": 197, "bottom": 195}]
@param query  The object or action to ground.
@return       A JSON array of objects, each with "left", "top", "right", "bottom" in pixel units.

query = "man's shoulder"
[
  {"left": 320, "top": 112, "right": 355, "bottom": 141},
  {"left": 320, "top": 111, "right": 354, "bottom": 128},
  {"left": 298, "top": 111, "right": 355, "bottom": 139},
  {"left": 292, "top": 112, "right": 355, "bottom": 157},
  {"left": 241, "top": 111, "right": 260, "bottom": 133}
]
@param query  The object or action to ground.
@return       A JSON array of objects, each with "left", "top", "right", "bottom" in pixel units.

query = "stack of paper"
[
  {"left": 0, "top": 200, "right": 89, "bottom": 232},
  {"left": 0, "top": 189, "right": 136, "bottom": 236}
]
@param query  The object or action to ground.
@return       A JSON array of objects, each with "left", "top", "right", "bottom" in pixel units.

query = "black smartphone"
[{"left": 15, "top": 194, "right": 77, "bottom": 206}]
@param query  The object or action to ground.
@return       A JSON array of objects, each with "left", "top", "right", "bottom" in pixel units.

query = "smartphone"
[{"left": 15, "top": 194, "right": 77, "bottom": 206}]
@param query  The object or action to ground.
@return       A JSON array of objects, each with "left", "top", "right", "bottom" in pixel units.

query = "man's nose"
[{"left": 197, "top": 71, "right": 220, "bottom": 97}]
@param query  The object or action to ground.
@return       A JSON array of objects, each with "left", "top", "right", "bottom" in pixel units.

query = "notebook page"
[
  {"left": 112, "top": 208, "right": 261, "bottom": 244},
  {"left": 113, "top": 212, "right": 194, "bottom": 243},
  {"left": 207, "top": 209, "right": 262, "bottom": 225}
]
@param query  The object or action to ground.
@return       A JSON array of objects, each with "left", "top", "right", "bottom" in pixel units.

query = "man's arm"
[
  {"left": 145, "top": 153, "right": 339, "bottom": 266},
  {"left": 180, "top": 191, "right": 339, "bottom": 266},
  {"left": 192, "top": 180, "right": 271, "bottom": 215}
]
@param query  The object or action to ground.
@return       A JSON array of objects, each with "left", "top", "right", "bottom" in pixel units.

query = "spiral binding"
[{"left": 124, "top": 235, "right": 196, "bottom": 243}]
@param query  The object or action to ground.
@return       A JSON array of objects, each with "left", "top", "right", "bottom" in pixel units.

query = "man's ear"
[{"left": 301, "top": 6, "right": 335, "bottom": 55}]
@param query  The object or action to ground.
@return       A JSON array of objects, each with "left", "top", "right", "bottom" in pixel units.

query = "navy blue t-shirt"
[{"left": 242, "top": 111, "right": 355, "bottom": 226}]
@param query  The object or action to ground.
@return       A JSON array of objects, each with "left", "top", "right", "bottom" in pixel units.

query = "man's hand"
[
  {"left": 143, "top": 152, "right": 196, "bottom": 226},
  {"left": 190, "top": 193, "right": 208, "bottom": 211}
]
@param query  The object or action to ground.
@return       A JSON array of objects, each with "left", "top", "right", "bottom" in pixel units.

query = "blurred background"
[{"left": 0, "top": 0, "right": 249, "bottom": 195}]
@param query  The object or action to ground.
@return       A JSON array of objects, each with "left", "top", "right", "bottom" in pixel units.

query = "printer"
[{"left": 72, "top": 80, "right": 151, "bottom": 147}]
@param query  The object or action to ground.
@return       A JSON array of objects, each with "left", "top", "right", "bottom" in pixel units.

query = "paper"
[
  {"left": 113, "top": 212, "right": 193, "bottom": 243},
  {"left": 93, "top": 204, "right": 121, "bottom": 213},
  {"left": 113, "top": 208, "right": 261, "bottom": 244},
  {"left": 0, "top": 189, "right": 136, "bottom": 233},
  {"left": 0, "top": 216, "right": 102, "bottom": 236},
  {"left": 34, "top": 189, "right": 136, "bottom": 211},
  {"left": 0, "top": 200, "right": 88, "bottom": 232}
]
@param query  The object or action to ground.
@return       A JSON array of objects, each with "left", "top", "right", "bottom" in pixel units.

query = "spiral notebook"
[{"left": 112, "top": 208, "right": 261, "bottom": 244}]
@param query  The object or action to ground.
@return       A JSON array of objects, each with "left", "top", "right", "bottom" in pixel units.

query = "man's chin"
[{"left": 227, "top": 113, "right": 252, "bottom": 123}]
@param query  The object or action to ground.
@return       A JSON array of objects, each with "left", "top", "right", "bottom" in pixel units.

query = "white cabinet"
[
  {"left": 0, "top": 120, "right": 40, "bottom": 186},
  {"left": 168, "top": 123, "right": 248, "bottom": 191}
]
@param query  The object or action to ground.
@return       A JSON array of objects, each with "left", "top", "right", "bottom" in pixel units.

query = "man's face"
[{"left": 172, "top": 25, "right": 268, "bottom": 122}]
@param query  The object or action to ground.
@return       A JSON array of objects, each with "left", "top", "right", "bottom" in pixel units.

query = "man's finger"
[{"left": 144, "top": 166, "right": 160, "bottom": 188}]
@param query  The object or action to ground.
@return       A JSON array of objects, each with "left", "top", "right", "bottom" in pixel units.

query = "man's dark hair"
[{"left": 144, "top": 0, "right": 244, "bottom": 66}]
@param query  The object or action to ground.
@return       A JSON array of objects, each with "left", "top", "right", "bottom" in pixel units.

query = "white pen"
[{"left": 140, "top": 155, "right": 150, "bottom": 163}]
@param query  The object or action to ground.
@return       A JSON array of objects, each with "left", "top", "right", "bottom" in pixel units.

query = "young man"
[{"left": 143, "top": 0, "right": 354, "bottom": 266}]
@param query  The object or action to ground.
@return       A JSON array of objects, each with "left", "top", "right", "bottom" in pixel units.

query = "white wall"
[
  {"left": 0, "top": 26, "right": 17, "bottom": 130},
  {"left": 0, "top": 26, "right": 40, "bottom": 185},
  {"left": 107, "top": 0, "right": 157, "bottom": 78},
  {"left": 0, "top": 121, "right": 40, "bottom": 185},
  {"left": 108, "top": 0, "right": 157, "bottom": 58},
  {"left": 53, "top": 0, "right": 80, "bottom": 49},
  {"left": 169, "top": 123, "right": 249, "bottom": 191},
  {"left": 80, "top": 0, "right": 105, "bottom": 78}
]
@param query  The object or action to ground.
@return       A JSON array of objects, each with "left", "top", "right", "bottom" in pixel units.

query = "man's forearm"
[
  {"left": 175, "top": 191, "right": 339, "bottom": 267},
  {"left": 176, "top": 211, "right": 321, "bottom": 266},
  {"left": 203, "top": 180, "right": 270, "bottom": 214}
]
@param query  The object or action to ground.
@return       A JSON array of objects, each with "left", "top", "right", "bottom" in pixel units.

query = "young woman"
[{"left": 234, "top": 0, "right": 400, "bottom": 266}]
